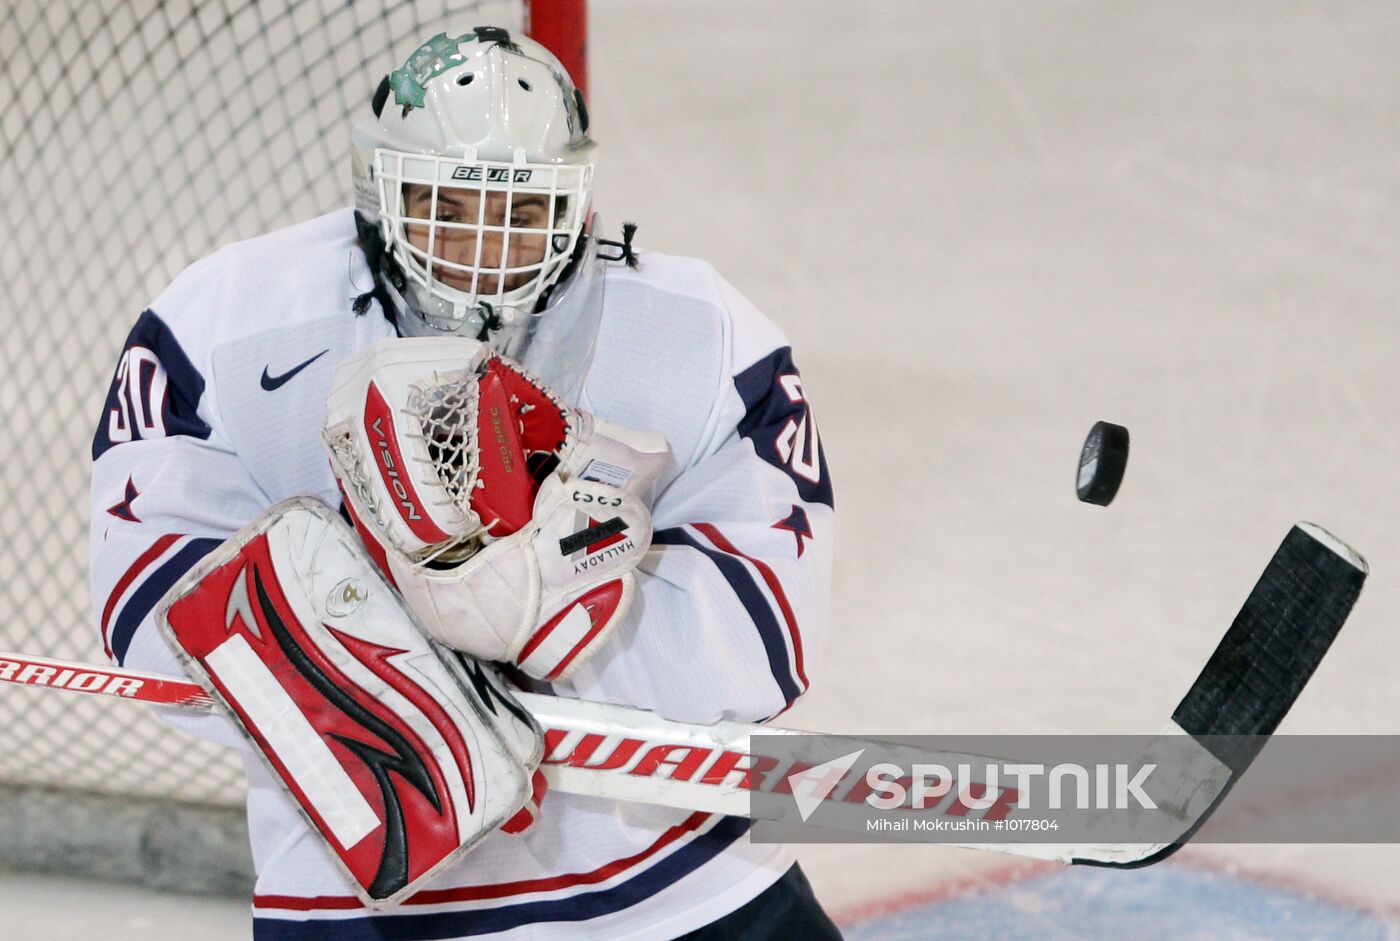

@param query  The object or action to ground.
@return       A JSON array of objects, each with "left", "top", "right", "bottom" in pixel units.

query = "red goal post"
[{"left": 528, "top": 0, "right": 589, "bottom": 100}]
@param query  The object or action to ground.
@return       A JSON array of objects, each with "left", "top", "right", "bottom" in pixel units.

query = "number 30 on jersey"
[
  {"left": 92, "top": 309, "right": 211, "bottom": 459},
  {"left": 107, "top": 346, "right": 169, "bottom": 443}
]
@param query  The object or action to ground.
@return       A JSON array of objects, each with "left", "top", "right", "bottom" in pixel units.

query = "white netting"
[
  {"left": 413, "top": 372, "right": 484, "bottom": 515},
  {"left": 324, "top": 364, "right": 488, "bottom": 563},
  {"left": 0, "top": 0, "right": 528, "bottom": 809}
]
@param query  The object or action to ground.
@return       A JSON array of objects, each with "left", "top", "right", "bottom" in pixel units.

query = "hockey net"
[{"left": 0, "top": 0, "right": 583, "bottom": 886}]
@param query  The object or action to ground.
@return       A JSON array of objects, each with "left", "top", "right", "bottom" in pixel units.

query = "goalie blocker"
[{"left": 156, "top": 497, "right": 544, "bottom": 908}]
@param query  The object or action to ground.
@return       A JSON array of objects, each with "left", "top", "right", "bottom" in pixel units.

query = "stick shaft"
[
  {"left": 0, "top": 652, "right": 1009, "bottom": 822},
  {"left": 0, "top": 522, "right": 1366, "bottom": 866},
  {"left": 0, "top": 652, "right": 217, "bottom": 710},
  {"left": 0, "top": 651, "right": 769, "bottom": 814}
]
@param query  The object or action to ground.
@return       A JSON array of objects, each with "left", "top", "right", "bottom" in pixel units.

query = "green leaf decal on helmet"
[{"left": 388, "top": 32, "right": 475, "bottom": 109}]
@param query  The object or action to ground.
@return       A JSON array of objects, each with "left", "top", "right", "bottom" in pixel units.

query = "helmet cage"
[{"left": 373, "top": 148, "right": 593, "bottom": 333}]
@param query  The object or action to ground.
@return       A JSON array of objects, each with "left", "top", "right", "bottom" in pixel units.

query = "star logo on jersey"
[
  {"left": 106, "top": 475, "right": 141, "bottom": 523},
  {"left": 389, "top": 31, "right": 479, "bottom": 109},
  {"left": 773, "top": 505, "right": 812, "bottom": 557}
]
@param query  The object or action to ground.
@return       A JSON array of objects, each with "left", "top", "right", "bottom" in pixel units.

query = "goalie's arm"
[
  {"left": 92, "top": 451, "right": 270, "bottom": 758},
  {"left": 91, "top": 434, "right": 270, "bottom": 674},
  {"left": 564, "top": 345, "right": 834, "bottom": 726},
  {"left": 89, "top": 309, "right": 270, "bottom": 747}
]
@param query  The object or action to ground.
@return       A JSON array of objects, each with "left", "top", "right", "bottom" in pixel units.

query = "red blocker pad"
[{"left": 156, "top": 497, "right": 541, "bottom": 908}]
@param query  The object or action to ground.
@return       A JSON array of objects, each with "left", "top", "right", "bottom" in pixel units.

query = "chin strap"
[
  {"left": 597, "top": 221, "right": 639, "bottom": 269},
  {"left": 474, "top": 302, "right": 504, "bottom": 341},
  {"left": 352, "top": 211, "right": 407, "bottom": 327}
]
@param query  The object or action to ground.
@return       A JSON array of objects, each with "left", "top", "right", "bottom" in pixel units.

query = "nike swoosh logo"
[{"left": 260, "top": 349, "right": 329, "bottom": 391}]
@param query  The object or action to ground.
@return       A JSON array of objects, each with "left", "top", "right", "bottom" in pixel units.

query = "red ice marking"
[{"left": 829, "top": 858, "right": 1059, "bottom": 928}]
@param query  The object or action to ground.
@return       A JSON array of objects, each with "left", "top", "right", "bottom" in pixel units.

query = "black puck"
[{"left": 1077, "top": 421, "right": 1130, "bottom": 506}]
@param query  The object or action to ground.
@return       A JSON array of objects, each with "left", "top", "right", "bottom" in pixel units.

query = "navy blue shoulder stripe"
[
  {"left": 93, "top": 308, "right": 212, "bottom": 460},
  {"left": 734, "top": 346, "right": 833, "bottom": 509}
]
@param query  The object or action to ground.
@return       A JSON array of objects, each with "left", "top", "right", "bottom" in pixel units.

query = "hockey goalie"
[{"left": 88, "top": 26, "right": 838, "bottom": 940}]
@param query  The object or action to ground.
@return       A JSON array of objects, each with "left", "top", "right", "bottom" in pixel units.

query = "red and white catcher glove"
[{"left": 322, "top": 337, "right": 670, "bottom": 682}]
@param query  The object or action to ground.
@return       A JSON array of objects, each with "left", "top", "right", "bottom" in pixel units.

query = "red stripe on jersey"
[
  {"left": 692, "top": 523, "right": 809, "bottom": 691},
  {"left": 100, "top": 532, "right": 182, "bottom": 659},
  {"left": 252, "top": 811, "right": 714, "bottom": 911}
]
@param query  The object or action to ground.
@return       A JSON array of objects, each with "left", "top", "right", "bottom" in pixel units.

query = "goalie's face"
[{"left": 402, "top": 183, "right": 559, "bottom": 298}]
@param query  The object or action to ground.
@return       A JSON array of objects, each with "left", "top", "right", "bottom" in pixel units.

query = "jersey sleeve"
[
  {"left": 565, "top": 333, "right": 835, "bottom": 726},
  {"left": 89, "top": 308, "right": 269, "bottom": 694}
]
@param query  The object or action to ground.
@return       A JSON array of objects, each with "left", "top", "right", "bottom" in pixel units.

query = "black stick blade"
[{"left": 1171, "top": 523, "right": 1367, "bottom": 775}]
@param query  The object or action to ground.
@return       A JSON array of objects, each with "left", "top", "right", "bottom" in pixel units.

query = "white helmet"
[{"left": 352, "top": 27, "right": 596, "bottom": 349}]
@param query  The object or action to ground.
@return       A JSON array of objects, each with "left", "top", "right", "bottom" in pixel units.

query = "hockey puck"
[{"left": 1076, "top": 421, "right": 1130, "bottom": 506}]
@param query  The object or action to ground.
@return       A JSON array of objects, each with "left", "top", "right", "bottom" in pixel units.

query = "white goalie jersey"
[{"left": 88, "top": 209, "right": 834, "bottom": 940}]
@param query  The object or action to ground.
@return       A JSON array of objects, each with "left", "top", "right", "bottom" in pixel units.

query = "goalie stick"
[{"left": 0, "top": 522, "right": 1365, "bottom": 866}]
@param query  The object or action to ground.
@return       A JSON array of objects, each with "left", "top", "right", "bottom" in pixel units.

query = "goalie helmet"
[{"left": 352, "top": 27, "right": 597, "bottom": 363}]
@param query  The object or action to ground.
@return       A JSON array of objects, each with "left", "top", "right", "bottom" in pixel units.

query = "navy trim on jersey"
[
  {"left": 251, "top": 817, "right": 752, "bottom": 940},
  {"left": 110, "top": 537, "right": 221, "bottom": 665},
  {"left": 734, "top": 347, "right": 833, "bottom": 509},
  {"left": 653, "top": 527, "right": 802, "bottom": 706},
  {"left": 93, "top": 308, "right": 212, "bottom": 460}
]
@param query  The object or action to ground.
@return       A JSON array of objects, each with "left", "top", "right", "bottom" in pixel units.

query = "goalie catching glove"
[{"left": 323, "top": 337, "right": 670, "bottom": 682}]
